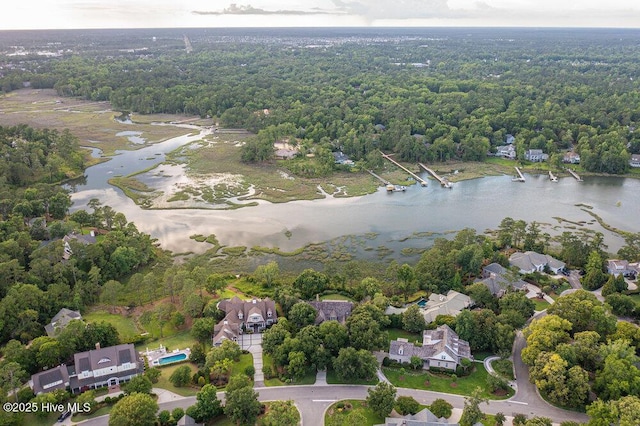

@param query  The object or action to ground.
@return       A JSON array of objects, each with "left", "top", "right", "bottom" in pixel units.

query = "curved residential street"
[{"left": 77, "top": 379, "right": 589, "bottom": 426}]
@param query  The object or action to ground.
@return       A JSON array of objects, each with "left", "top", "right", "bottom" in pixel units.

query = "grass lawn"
[
  {"left": 547, "top": 280, "right": 572, "bottom": 300},
  {"left": 491, "top": 359, "right": 515, "bottom": 380},
  {"left": 320, "top": 293, "right": 355, "bottom": 301},
  {"left": 324, "top": 400, "right": 384, "bottom": 426},
  {"left": 386, "top": 328, "right": 421, "bottom": 344},
  {"left": 481, "top": 414, "right": 497, "bottom": 426},
  {"left": 626, "top": 292, "right": 640, "bottom": 304},
  {"left": 23, "top": 412, "right": 60, "bottom": 426},
  {"left": 136, "top": 330, "right": 197, "bottom": 353},
  {"left": 383, "top": 364, "right": 513, "bottom": 400},
  {"left": 84, "top": 310, "right": 141, "bottom": 339},
  {"left": 532, "top": 297, "right": 551, "bottom": 311},
  {"left": 231, "top": 353, "right": 254, "bottom": 377},
  {"left": 72, "top": 404, "right": 112, "bottom": 422},
  {"left": 155, "top": 362, "right": 200, "bottom": 397},
  {"left": 326, "top": 368, "right": 378, "bottom": 385}
]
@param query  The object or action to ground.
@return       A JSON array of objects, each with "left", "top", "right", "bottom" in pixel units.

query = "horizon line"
[{"left": 1, "top": 25, "right": 640, "bottom": 32}]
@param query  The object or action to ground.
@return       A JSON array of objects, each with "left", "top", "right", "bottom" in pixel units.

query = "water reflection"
[{"left": 69, "top": 126, "right": 640, "bottom": 255}]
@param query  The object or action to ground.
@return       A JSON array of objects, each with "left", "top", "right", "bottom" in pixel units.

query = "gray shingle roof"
[{"left": 308, "top": 301, "right": 353, "bottom": 324}]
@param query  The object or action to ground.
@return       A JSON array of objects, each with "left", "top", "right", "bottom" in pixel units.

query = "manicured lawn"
[
  {"left": 155, "top": 362, "right": 200, "bottom": 397},
  {"left": 72, "top": 404, "right": 112, "bottom": 422},
  {"left": 324, "top": 400, "right": 384, "bottom": 426},
  {"left": 491, "top": 359, "right": 515, "bottom": 380},
  {"left": 326, "top": 368, "right": 378, "bottom": 385},
  {"left": 136, "top": 330, "right": 197, "bottom": 353},
  {"left": 481, "top": 414, "right": 497, "bottom": 426},
  {"left": 320, "top": 293, "right": 355, "bottom": 301},
  {"left": 386, "top": 328, "right": 421, "bottom": 344},
  {"left": 231, "top": 353, "right": 254, "bottom": 377},
  {"left": 532, "top": 297, "right": 551, "bottom": 311},
  {"left": 383, "top": 364, "right": 513, "bottom": 400},
  {"left": 23, "top": 412, "right": 60, "bottom": 426},
  {"left": 84, "top": 310, "right": 141, "bottom": 339},
  {"left": 549, "top": 281, "right": 572, "bottom": 300}
]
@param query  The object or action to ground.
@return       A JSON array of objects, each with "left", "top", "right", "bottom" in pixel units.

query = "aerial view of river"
[{"left": 68, "top": 128, "right": 639, "bottom": 256}]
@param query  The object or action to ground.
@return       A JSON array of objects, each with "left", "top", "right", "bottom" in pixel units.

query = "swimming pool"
[
  {"left": 158, "top": 352, "right": 188, "bottom": 365},
  {"left": 416, "top": 299, "right": 427, "bottom": 307}
]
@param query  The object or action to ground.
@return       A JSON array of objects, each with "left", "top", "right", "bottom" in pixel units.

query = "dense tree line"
[
  {"left": 522, "top": 290, "right": 640, "bottom": 412},
  {"left": 2, "top": 29, "right": 639, "bottom": 171}
]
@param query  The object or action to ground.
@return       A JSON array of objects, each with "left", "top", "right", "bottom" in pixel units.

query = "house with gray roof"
[
  {"left": 630, "top": 154, "right": 640, "bottom": 168},
  {"left": 212, "top": 320, "right": 242, "bottom": 346},
  {"left": 422, "top": 290, "right": 473, "bottom": 323},
  {"left": 217, "top": 297, "right": 277, "bottom": 333},
  {"left": 376, "top": 407, "right": 459, "bottom": 426},
  {"left": 607, "top": 259, "right": 639, "bottom": 278},
  {"left": 308, "top": 300, "right": 353, "bottom": 324},
  {"left": 476, "top": 263, "right": 527, "bottom": 297},
  {"left": 524, "top": 149, "right": 549, "bottom": 162},
  {"left": 30, "top": 365, "right": 70, "bottom": 395},
  {"left": 495, "top": 144, "right": 516, "bottom": 159},
  {"left": 45, "top": 308, "right": 83, "bottom": 336},
  {"left": 388, "top": 325, "right": 472, "bottom": 371},
  {"left": 30, "top": 343, "right": 143, "bottom": 395},
  {"left": 385, "top": 290, "right": 473, "bottom": 323},
  {"left": 509, "top": 251, "right": 565, "bottom": 274}
]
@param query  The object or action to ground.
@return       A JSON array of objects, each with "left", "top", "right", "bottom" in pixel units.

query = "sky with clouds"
[{"left": 1, "top": 0, "right": 639, "bottom": 30}]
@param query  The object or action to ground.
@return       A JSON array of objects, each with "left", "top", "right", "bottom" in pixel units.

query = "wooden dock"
[
  {"left": 418, "top": 163, "right": 452, "bottom": 188},
  {"left": 368, "top": 170, "right": 390, "bottom": 186},
  {"left": 380, "top": 152, "right": 428, "bottom": 186},
  {"left": 513, "top": 167, "right": 526, "bottom": 182},
  {"left": 567, "top": 168, "right": 583, "bottom": 181},
  {"left": 548, "top": 171, "right": 558, "bottom": 182}
]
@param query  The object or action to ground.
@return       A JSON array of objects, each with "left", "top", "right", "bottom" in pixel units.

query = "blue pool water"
[
  {"left": 158, "top": 353, "right": 187, "bottom": 365},
  {"left": 416, "top": 299, "right": 427, "bottom": 307}
]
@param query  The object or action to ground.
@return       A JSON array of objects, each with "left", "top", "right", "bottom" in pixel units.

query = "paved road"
[
  {"left": 567, "top": 270, "right": 582, "bottom": 289},
  {"left": 77, "top": 381, "right": 588, "bottom": 426}
]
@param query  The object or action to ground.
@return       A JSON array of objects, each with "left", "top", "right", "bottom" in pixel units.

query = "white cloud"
[{"left": 0, "top": 0, "right": 639, "bottom": 29}]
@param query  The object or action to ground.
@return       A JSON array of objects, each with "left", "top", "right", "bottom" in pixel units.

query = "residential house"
[
  {"left": 524, "top": 149, "right": 549, "bottom": 162},
  {"left": 509, "top": 251, "right": 566, "bottom": 274},
  {"left": 177, "top": 414, "right": 203, "bottom": 426},
  {"left": 62, "top": 231, "right": 97, "bottom": 261},
  {"left": 607, "top": 259, "right": 639, "bottom": 278},
  {"left": 422, "top": 290, "right": 473, "bottom": 323},
  {"left": 30, "top": 343, "right": 144, "bottom": 395},
  {"left": 273, "top": 141, "right": 299, "bottom": 160},
  {"left": 333, "top": 151, "right": 354, "bottom": 166},
  {"left": 506, "top": 134, "right": 515, "bottom": 145},
  {"left": 384, "top": 290, "right": 473, "bottom": 322},
  {"left": 563, "top": 151, "right": 581, "bottom": 164},
  {"left": 388, "top": 325, "right": 472, "bottom": 371},
  {"left": 217, "top": 297, "right": 277, "bottom": 333},
  {"left": 212, "top": 320, "right": 242, "bottom": 346},
  {"left": 630, "top": 154, "right": 640, "bottom": 168},
  {"left": 30, "top": 365, "right": 70, "bottom": 395},
  {"left": 495, "top": 145, "right": 516, "bottom": 159},
  {"left": 307, "top": 300, "right": 353, "bottom": 324},
  {"left": 476, "top": 263, "right": 527, "bottom": 297},
  {"left": 375, "top": 407, "right": 459, "bottom": 426},
  {"left": 45, "top": 308, "right": 83, "bottom": 337}
]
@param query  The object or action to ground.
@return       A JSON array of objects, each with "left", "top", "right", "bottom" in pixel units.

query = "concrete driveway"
[{"left": 239, "top": 333, "right": 264, "bottom": 385}]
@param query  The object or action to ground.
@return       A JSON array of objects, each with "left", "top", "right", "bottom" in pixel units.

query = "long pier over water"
[
  {"left": 567, "top": 169, "right": 583, "bottom": 181},
  {"left": 418, "top": 163, "right": 452, "bottom": 188},
  {"left": 380, "top": 151, "right": 428, "bottom": 186}
]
